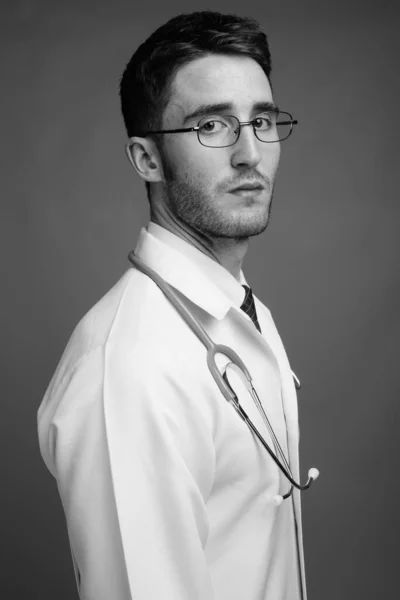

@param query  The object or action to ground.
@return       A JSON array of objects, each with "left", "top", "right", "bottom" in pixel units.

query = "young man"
[{"left": 38, "top": 11, "right": 313, "bottom": 600}]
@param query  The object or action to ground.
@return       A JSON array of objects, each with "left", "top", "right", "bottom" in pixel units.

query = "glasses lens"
[
  {"left": 254, "top": 111, "right": 294, "bottom": 143},
  {"left": 197, "top": 115, "right": 239, "bottom": 147}
]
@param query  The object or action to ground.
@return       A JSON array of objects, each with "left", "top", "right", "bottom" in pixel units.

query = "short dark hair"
[{"left": 120, "top": 11, "right": 272, "bottom": 138}]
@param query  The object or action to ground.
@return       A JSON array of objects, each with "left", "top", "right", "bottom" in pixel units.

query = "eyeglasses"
[{"left": 138, "top": 111, "right": 297, "bottom": 148}]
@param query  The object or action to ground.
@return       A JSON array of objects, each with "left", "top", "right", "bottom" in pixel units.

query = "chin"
[
  {"left": 232, "top": 203, "right": 272, "bottom": 236},
  {"left": 210, "top": 208, "right": 272, "bottom": 239},
  {"left": 234, "top": 220, "right": 270, "bottom": 239}
]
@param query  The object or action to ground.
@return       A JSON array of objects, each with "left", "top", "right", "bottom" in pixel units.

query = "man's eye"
[
  {"left": 199, "top": 119, "right": 226, "bottom": 134},
  {"left": 253, "top": 116, "right": 272, "bottom": 130}
]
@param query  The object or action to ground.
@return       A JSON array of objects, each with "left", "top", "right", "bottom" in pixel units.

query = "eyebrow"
[{"left": 183, "top": 101, "right": 279, "bottom": 124}]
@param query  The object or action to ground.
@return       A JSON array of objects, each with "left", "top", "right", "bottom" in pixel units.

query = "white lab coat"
[{"left": 38, "top": 226, "right": 307, "bottom": 600}]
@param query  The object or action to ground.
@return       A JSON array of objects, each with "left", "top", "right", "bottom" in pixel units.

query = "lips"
[{"left": 230, "top": 182, "right": 264, "bottom": 192}]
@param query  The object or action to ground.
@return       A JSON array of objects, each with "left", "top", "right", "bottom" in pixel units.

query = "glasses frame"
[{"left": 135, "top": 111, "right": 298, "bottom": 148}]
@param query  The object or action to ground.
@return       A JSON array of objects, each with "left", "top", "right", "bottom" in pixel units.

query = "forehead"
[{"left": 165, "top": 54, "right": 273, "bottom": 123}]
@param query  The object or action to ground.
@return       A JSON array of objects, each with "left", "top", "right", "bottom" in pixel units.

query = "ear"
[{"left": 125, "top": 136, "right": 164, "bottom": 184}]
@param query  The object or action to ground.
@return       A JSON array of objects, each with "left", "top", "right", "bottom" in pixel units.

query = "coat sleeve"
[{"left": 38, "top": 341, "right": 217, "bottom": 599}]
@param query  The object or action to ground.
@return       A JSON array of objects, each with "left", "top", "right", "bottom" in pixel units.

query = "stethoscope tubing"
[
  {"left": 128, "top": 251, "right": 318, "bottom": 496},
  {"left": 231, "top": 399, "right": 313, "bottom": 491}
]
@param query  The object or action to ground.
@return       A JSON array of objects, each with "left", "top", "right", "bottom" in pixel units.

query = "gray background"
[{"left": 2, "top": 0, "right": 399, "bottom": 598}]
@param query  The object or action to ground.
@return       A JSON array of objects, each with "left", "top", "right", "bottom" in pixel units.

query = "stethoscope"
[{"left": 128, "top": 251, "right": 319, "bottom": 505}]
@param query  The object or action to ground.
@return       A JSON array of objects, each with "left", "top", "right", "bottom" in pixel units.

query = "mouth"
[{"left": 229, "top": 182, "right": 265, "bottom": 193}]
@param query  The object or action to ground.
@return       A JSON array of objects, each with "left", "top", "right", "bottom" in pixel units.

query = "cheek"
[
  {"left": 263, "top": 144, "right": 281, "bottom": 171},
  {"left": 166, "top": 138, "right": 225, "bottom": 180}
]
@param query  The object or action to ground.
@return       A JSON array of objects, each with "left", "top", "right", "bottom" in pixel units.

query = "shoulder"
[
  {"left": 40, "top": 265, "right": 219, "bottom": 422},
  {"left": 53, "top": 267, "right": 189, "bottom": 377}
]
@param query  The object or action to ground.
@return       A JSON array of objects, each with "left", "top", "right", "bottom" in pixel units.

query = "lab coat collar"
[{"left": 134, "top": 225, "right": 247, "bottom": 320}]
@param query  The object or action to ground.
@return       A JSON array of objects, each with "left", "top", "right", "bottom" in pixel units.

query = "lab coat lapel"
[
  {"left": 255, "top": 300, "right": 300, "bottom": 482},
  {"left": 255, "top": 298, "right": 306, "bottom": 596},
  {"left": 219, "top": 308, "right": 287, "bottom": 465}
]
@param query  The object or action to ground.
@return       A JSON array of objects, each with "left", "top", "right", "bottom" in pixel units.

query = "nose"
[{"left": 230, "top": 123, "right": 262, "bottom": 169}]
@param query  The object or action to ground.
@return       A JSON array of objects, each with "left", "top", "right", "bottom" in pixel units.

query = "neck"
[{"left": 150, "top": 206, "right": 248, "bottom": 281}]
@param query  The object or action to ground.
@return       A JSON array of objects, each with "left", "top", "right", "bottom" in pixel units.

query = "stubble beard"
[{"left": 162, "top": 163, "right": 275, "bottom": 241}]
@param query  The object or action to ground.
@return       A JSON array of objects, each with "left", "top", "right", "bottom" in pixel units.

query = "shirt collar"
[{"left": 134, "top": 222, "right": 247, "bottom": 320}]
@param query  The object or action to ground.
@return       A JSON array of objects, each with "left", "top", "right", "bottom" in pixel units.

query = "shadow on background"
[{"left": 1, "top": 0, "right": 399, "bottom": 598}]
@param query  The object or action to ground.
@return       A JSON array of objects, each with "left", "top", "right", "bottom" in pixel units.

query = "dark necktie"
[{"left": 240, "top": 285, "right": 262, "bottom": 333}]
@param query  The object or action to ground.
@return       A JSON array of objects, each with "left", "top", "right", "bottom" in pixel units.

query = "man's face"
[{"left": 158, "top": 54, "right": 281, "bottom": 240}]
